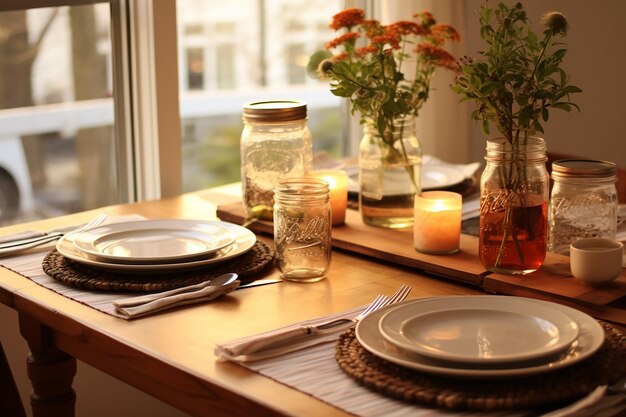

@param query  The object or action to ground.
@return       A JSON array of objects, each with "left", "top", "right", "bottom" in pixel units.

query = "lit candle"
[
  {"left": 414, "top": 191, "right": 462, "bottom": 254},
  {"left": 311, "top": 170, "right": 348, "bottom": 226}
]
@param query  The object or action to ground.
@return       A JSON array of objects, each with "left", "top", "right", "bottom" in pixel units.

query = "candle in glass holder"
[
  {"left": 311, "top": 170, "right": 348, "bottom": 226},
  {"left": 414, "top": 191, "right": 462, "bottom": 254}
]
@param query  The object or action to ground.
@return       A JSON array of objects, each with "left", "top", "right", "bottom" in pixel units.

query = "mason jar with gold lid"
[
  {"left": 548, "top": 159, "right": 618, "bottom": 254},
  {"left": 240, "top": 100, "right": 312, "bottom": 220}
]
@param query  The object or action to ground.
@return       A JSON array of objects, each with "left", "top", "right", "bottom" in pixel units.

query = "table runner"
[{"left": 2, "top": 249, "right": 148, "bottom": 318}]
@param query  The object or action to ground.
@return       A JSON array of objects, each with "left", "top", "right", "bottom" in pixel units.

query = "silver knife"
[{"left": 0, "top": 225, "right": 90, "bottom": 257}]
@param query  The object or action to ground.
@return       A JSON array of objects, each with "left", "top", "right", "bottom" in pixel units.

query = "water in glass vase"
[
  {"left": 359, "top": 162, "right": 419, "bottom": 229},
  {"left": 479, "top": 202, "right": 547, "bottom": 274}
]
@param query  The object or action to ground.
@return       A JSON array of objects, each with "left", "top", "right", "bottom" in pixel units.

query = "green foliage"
[
  {"left": 450, "top": 2, "right": 581, "bottom": 144},
  {"left": 310, "top": 8, "right": 459, "bottom": 146}
]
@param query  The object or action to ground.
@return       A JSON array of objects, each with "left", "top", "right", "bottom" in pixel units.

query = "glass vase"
[
  {"left": 359, "top": 117, "right": 421, "bottom": 229},
  {"left": 479, "top": 136, "right": 549, "bottom": 274}
]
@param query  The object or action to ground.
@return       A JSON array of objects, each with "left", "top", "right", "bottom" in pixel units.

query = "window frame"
[
  {"left": 1, "top": 0, "right": 182, "bottom": 204},
  {"left": 3, "top": 0, "right": 378, "bottom": 207}
]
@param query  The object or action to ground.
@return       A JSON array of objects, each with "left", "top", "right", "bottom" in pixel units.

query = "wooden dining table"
[{"left": 0, "top": 184, "right": 624, "bottom": 417}]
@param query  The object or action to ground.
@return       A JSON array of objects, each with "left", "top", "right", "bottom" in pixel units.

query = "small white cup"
[{"left": 570, "top": 238, "right": 624, "bottom": 286}]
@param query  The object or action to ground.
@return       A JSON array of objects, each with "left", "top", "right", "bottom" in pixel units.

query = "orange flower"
[
  {"left": 326, "top": 32, "right": 360, "bottom": 49},
  {"left": 431, "top": 24, "right": 461, "bottom": 42},
  {"left": 415, "top": 11, "right": 436, "bottom": 27},
  {"left": 416, "top": 43, "right": 456, "bottom": 70},
  {"left": 361, "top": 19, "right": 384, "bottom": 37},
  {"left": 330, "top": 8, "right": 365, "bottom": 30},
  {"left": 356, "top": 46, "right": 379, "bottom": 57},
  {"left": 387, "top": 21, "right": 427, "bottom": 36},
  {"left": 370, "top": 35, "right": 400, "bottom": 50}
]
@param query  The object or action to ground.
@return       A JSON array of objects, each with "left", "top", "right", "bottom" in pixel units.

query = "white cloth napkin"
[
  {"left": 422, "top": 154, "right": 481, "bottom": 180},
  {"left": 215, "top": 306, "right": 363, "bottom": 362},
  {"left": 113, "top": 278, "right": 240, "bottom": 319}
]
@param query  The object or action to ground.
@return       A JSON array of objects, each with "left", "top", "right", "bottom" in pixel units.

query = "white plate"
[
  {"left": 72, "top": 220, "right": 235, "bottom": 264},
  {"left": 347, "top": 165, "right": 466, "bottom": 193},
  {"left": 379, "top": 297, "right": 580, "bottom": 365},
  {"left": 57, "top": 221, "right": 256, "bottom": 273},
  {"left": 421, "top": 166, "right": 466, "bottom": 190},
  {"left": 356, "top": 296, "right": 604, "bottom": 379}
]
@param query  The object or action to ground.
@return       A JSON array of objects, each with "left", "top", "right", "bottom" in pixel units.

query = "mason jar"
[
  {"left": 548, "top": 159, "right": 618, "bottom": 255},
  {"left": 359, "top": 116, "right": 421, "bottom": 229},
  {"left": 273, "top": 178, "right": 331, "bottom": 282},
  {"left": 241, "top": 100, "right": 312, "bottom": 220},
  {"left": 479, "top": 136, "right": 549, "bottom": 274}
]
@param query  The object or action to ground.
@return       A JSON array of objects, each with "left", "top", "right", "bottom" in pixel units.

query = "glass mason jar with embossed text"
[
  {"left": 274, "top": 178, "right": 331, "bottom": 282},
  {"left": 480, "top": 137, "right": 549, "bottom": 274},
  {"left": 241, "top": 100, "right": 312, "bottom": 221},
  {"left": 548, "top": 160, "right": 618, "bottom": 255}
]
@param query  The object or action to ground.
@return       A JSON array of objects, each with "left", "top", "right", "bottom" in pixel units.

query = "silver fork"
[
  {"left": 228, "top": 285, "right": 413, "bottom": 357},
  {"left": 0, "top": 213, "right": 108, "bottom": 255},
  {"left": 313, "top": 284, "right": 412, "bottom": 332}
]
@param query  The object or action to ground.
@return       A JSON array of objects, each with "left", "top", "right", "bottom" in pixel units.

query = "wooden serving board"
[
  {"left": 217, "top": 202, "right": 487, "bottom": 285},
  {"left": 216, "top": 202, "right": 626, "bottom": 325}
]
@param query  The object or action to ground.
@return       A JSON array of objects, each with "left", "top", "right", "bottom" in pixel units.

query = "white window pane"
[
  {"left": 177, "top": 0, "right": 344, "bottom": 192},
  {"left": 0, "top": 4, "right": 123, "bottom": 225}
]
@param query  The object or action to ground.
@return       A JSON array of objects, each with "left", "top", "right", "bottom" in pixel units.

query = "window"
[
  {"left": 176, "top": 0, "right": 345, "bottom": 193},
  {"left": 0, "top": 3, "right": 126, "bottom": 225},
  {"left": 0, "top": 0, "right": 348, "bottom": 224},
  {"left": 186, "top": 47, "right": 205, "bottom": 90}
]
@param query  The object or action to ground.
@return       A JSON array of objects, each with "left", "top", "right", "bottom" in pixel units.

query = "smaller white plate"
[
  {"left": 57, "top": 221, "right": 256, "bottom": 274},
  {"left": 356, "top": 296, "right": 604, "bottom": 379},
  {"left": 347, "top": 165, "right": 466, "bottom": 193},
  {"left": 383, "top": 303, "right": 579, "bottom": 364},
  {"left": 421, "top": 166, "right": 466, "bottom": 190},
  {"left": 73, "top": 220, "right": 235, "bottom": 264}
]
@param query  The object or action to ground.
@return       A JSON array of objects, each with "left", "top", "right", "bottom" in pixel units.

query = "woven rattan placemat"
[
  {"left": 42, "top": 241, "right": 274, "bottom": 292},
  {"left": 336, "top": 323, "right": 626, "bottom": 412}
]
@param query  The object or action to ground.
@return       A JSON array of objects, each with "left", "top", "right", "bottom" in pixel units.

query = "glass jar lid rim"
[
  {"left": 552, "top": 159, "right": 616, "bottom": 176},
  {"left": 243, "top": 99, "right": 307, "bottom": 122},
  {"left": 275, "top": 177, "right": 329, "bottom": 195}
]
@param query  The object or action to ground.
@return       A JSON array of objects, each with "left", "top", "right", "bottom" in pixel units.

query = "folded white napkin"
[
  {"left": 113, "top": 279, "right": 240, "bottom": 319},
  {"left": 215, "top": 306, "right": 363, "bottom": 363},
  {"left": 422, "top": 154, "right": 481, "bottom": 180}
]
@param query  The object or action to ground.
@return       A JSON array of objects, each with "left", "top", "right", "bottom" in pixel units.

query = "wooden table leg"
[
  {"left": 0, "top": 340, "right": 26, "bottom": 417},
  {"left": 18, "top": 313, "right": 77, "bottom": 417}
]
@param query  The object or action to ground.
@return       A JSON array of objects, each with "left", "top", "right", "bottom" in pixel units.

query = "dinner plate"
[
  {"left": 72, "top": 220, "right": 235, "bottom": 264},
  {"left": 347, "top": 165, "right": 466, "bottom": 193},
  {"left": 379, "top": 297, "right": 580, "bottom": 365},
  {"left": 57, "top": 221, "right": 255, "bottom": 273},
  {"left": 356, "top": 296, "right": 604, "bottom": 379}
]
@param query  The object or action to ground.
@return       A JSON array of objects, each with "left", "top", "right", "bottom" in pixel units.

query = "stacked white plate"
[
  {"left": 355, "top": 295, "right": 605, "bottom": 379},
  {"left": 56, "top": 219, "right": 256, "bottom": 273}
]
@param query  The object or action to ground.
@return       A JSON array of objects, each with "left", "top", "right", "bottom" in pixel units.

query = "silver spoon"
[{"left": 114, "top": 273, "right": 239, "bottom": 308}]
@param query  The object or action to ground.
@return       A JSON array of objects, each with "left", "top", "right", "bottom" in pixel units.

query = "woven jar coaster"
[
  {"left": 336, "top": 322, "right": 626, "bottom": 412},
  {"left": 42, "top": 241, "right": 274, "bottom": 293}
]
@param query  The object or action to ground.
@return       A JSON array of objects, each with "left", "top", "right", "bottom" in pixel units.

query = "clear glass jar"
[
  {"left": 273, "top": 178, "right": 331, "bottom": 282},
  {"left": 241, "top": 100, "right": 312, "bottom": 220},
  {"left": 479, "top": 136, "right": 549, "bottom": 274},
  {"left": 359, "top": 117, "right": 421, "bottom": 229},
  {"left": 548, "top": 160, "right": 618, "bottom": 255}
]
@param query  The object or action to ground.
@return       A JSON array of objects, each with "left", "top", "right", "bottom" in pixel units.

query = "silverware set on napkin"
[
  {"left": 0, "top": 213, "right": 108, "bottom": 256},
  {"left": 215, "top": 284, "right": 412, "bottom": 362}
]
